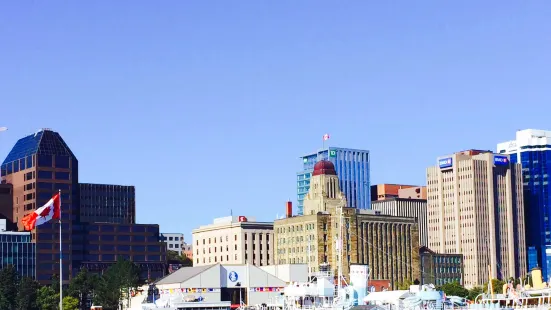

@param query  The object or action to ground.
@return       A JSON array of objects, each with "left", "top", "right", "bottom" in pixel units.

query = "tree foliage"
[
  {"left": 0, "top": 265, "right": 19, "bottom": 310},
  {"left": 37, "top": 286, "right": 59, "bottom": 310},
  {"left": 3, "top": 258, "right": 145, "bottom": 310},
  {"left": 484, "top": 279, "right": 506, "bottom": 294},
  {"left": 62, "top": 296, "right": 79, "bottom": 310},
  {"left": 468, "top": 286, "right": 484, "bottom": 301},
  {"left": 167, "top": 250, "right": 193, "bottom": 266},
  {"left": 397, "top": 279, "right": 413, "bottom": 290},
  {"left": 16, "top": 277, "right": 40, "bottom": 310},
  {"left": 439, "top": 281, "right": 469, "bottom": 298}
]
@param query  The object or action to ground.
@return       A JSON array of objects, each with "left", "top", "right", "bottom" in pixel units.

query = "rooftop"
[{"left": 2, "top": 129, "right": 76, "bottom": 166}]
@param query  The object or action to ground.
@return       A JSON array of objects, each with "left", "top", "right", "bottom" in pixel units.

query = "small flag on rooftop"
[{"left": 323, "top": 134, "right": 330, "bottom": 141}]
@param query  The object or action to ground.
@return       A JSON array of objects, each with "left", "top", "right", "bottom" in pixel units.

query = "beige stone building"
[
  {"left": 275, "top": 160, "right": 420, "bottom": 288},
  {"left": 426, "top": 150, "right": 526, "bottom": 287},
  {"left": 192, "top": 216, "right": 274, "bottom": 267}
]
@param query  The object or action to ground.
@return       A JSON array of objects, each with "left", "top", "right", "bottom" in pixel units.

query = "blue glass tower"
[
  {"left": 297, "top": 147, "right": 370, "bottom": 215},
  {"left": 498, "top": 129, "right": 551, "bottom": 280}
]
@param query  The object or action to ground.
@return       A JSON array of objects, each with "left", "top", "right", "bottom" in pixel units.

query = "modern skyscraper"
[
  {"left": 297, "top": 147, "right": 370, "bottom": 215},
  {"left": 1, "top": 129, "right": 166, "bottom": 284},
  {"left": 426, "top": 150, "right": 526, "bottom": 287},
  {"left": 79, "top": 183, "right": 136, "bottom": 224},
  {"left": 497, "top": 129, "right": 551, "bottom": 280}
]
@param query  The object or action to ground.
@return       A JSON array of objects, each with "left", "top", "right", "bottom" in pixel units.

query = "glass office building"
[
  {"left": 498, "top": 129, "right": 551, "bottom": 280},
  {"left": 297, "top": 147, "right": 370, "bottom": 215},
  {"left": 79, "top": 183, "right": 136, "bottom": 224},
  {"left": 0, "top": 231, "right": 36, "bottom": 278},
  {"left": 1, "top": 129, "right": 166, "bottom": 284}
]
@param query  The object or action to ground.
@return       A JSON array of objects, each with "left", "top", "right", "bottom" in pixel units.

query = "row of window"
[{"left": 196, "top": 233, "right": 271, "bottom": 246}]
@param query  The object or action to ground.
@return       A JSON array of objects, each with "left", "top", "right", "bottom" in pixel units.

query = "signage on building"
[
  {"left": 229, "top": 271, "right": 239, "bottom": 282},
  {"left": 238, "top": 216, "right": 247, "bottom": 222},
  {"left": 329, "top": 150, "right": 336, "bottom": 157},
  {"left": 494, "top": 156, "right": 509, "bottom": 166},
  {"left": 439, "top": 158, "right": 453, "bottom": 169}
]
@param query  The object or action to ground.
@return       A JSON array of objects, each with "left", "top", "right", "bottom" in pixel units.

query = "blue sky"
[{"left": 1, "top": 1, "right": 551, "bottom": 238}]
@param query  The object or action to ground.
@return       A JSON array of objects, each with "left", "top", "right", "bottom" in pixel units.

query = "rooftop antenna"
[{"left": 230, "top": 209, "right": 233, "bottom": 217}]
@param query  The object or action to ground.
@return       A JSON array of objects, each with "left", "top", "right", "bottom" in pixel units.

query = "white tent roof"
[{"left": 363, "top": 290, "right": 410, "bottom": 303}]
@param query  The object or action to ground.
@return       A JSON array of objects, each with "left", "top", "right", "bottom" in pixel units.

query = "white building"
[
  {"left": 154, "top": 263, "right": 308, "bottom": 306},
  {"left": 426, "top": 149, "right": 526, "bottom": 287},
  {"left": 161, "top": 233, "right": 185, "bottom": 255},
  {"left": 192, "top": 216, "right": 274, "bottom": 267}
]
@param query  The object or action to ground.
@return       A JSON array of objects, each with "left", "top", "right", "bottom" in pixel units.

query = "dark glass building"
[
  {"left": 79, "top": 183, "right": 136, "bottom": 224},
  {"left": 0, "top": 184, "right": 13, "bottom": 225},
  {"left": 0, "top": 230, "right": 36, "bottom": 278},
  {"left": 1, "top": 129, "right": 166, "bottom": 284},
  {"left": 419, "top": 246, "right": 463, "bottom": 286}
]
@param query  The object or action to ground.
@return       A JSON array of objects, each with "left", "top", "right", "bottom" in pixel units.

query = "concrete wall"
[{"left": 260, "top": 264, "right": 308, "bottom": 283}]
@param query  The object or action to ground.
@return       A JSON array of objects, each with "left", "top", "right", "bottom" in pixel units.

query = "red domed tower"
[{"left": 303, "top": 160, "right": 346, "bottom": 215}]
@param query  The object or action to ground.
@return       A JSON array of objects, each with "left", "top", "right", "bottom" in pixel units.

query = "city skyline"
[{"left": 2, "top": 1, "right": 551, "bottom": 236}]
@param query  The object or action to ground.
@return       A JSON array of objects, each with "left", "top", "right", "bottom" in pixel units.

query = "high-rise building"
[
  {"left": 0, "top": 129, "right": 166, "bottom": 284},
  {"left": 79, "top": 183, "right": 136, "bottom": 224},
  {"left": 0, "top": 220, "right": 35, "bottom": 278},
  {"left": 160, "top": 233, "right": 185, "bottom": 255},
  {"left": 426, "top": 150, "right": 526, "bottom": 287},
  {"left": 372, "top": 197, "right": 428, "bottom": 247},
  {"left": 192, "top": 216, "right": 274, "bottom": 267},
  {"left": 497, "top": 129, "right": 551, "bottom": 280},
  {"left": 0, "top": 184, "right": 13, "bottom": 224},
  {"left": 371, "top": 184, "right": 427, "bottom": 201},
  {"left": 278, "top": 160, "right": 420, "bottom": 288},
  {"left": 297, "top": 147, "right": 370, "bottom": 215}
]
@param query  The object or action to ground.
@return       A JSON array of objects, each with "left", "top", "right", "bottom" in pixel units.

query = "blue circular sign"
[{"left": 229, "top": 271, "right": 238, "bottom": 282}]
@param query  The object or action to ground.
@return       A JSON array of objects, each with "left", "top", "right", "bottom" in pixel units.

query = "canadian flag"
[
  {"left": 323, "top": 134, "right": 330, "bottom": 141},
  {"left": 22, "top": 193, "right": 61, "bottom": 230}
]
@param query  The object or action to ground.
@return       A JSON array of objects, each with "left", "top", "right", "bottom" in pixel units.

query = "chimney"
[{"left": 286, "top": 201, "right": 293, "bottom": 218}]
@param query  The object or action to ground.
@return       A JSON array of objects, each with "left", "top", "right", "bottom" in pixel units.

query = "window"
[
  {"left": 118, "top": 235, "right": 130, "bottom": 242},
  {"left": 133, "top": 235, "right": 145, "bottom": 242},
  {"left": 169, "top": 244, "right": 173, "bottom": 248},
  {"left": 133, "top": 245, "right": 146, "bottom": 252},
  {"left": 169, "top": 237, "right": 173, "bottom": 241},
  {"left": 118, "top": 245, "right": 131, "bottom": 251},
  {"left": 55, "top": 156, "right": 70, "bottom": 168},
  {"left": 55, "top": 172, "right": 70, "bottom": 180},
  {"left": 148, "top": 255, "right": 160, "bottom": 261},
  {"left": 102, "top": 254, "right": 115, "bottom": 261},
  {"left": 37, "top": 171, "right": 53, "bottom": 179},
  {"left": 37, "top": 154, "right": 53, "bottom": 167},
  {"left": 147, "top": 245, "right": 161, "bottom": 252},
  {"left": 101, "top": 235, "right": 115, "bottom": 241}
]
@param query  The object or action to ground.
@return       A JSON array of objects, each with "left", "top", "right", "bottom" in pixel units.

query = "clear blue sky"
[{"left": 1, "top": 1, "right": 551, "bottom": 238}]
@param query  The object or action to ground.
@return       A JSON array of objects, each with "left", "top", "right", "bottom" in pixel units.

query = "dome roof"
[{"left": 313, "top": 160, "right": 337, "bottom": 176}]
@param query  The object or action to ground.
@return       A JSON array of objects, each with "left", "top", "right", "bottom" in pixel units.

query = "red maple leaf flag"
[{"left": 21, "top": 193, "right": 61, "bottom": 230}]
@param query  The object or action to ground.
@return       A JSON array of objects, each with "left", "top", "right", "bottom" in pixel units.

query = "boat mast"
[{"left": 337, "top": 204, "right": 343, "bottom": 294}]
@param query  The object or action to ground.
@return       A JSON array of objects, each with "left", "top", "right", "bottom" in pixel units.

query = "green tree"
[
  {"left": 16, "top": 276, "right": 40, "bottom": 310},
  {"left": 484, "top": 279, "right": 506, "bottom": 294},
  {"left": 167, "top": 250, "right": 193, "bottom": 266},
  {"left": 0, "top": 265, "right": 20, "bottom": 310},
  {"left": 37, "top": 286, "right": 59, "bottom": 310},
  {"left": 62, "top": 296, "right": 79, "bottom": 310},
  {"left": 94, "top": 258, "right": 140, "bottom": 310},
  {"left": 468, "top": 286, "right": 484, "bottom": 301},
  {"left": 68, "top": 268, "right": 99, "bottom": 310},
  {"left": 439, "top": 282, "right": 469, "bottom": 298},
  {"left": 397, "top": 280, "right": 413, "bottom": 290}
]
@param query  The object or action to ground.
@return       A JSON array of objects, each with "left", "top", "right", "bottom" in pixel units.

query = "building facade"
[
  {"left": 297, "top": 147, "right": 370, "bottom": 215},
  {"left": 192, "top": 216, "right": 274, "bottom": 267},
  {"left": 278, "top": 161, "right": 420, "bottom": 288},
  {"left": 79, "top": 183, "right": 136, "bottom": 224},
  {"left": 161, "top": 233, "right": 185, "bottom": 255},
  {"left": 0, "top": 129, "right": 166, "bottom": 284},
  {"left": 371, "top": 184, "right": 426, "bottom": 201},
  {"left": 0, "top": 184, "right": 13, "bottom": 224},
  {"left": 372, "top": 198, "right": 428, "bottom": 247},
  {"left": 182, "top": 243, "right": 193, "bottom": 260},
  {"left": 0, "top": 225, "right": 36, "bottom": 278},
  {"left": 497, "top": 129, "right": 551, "bottom": 280},
  {"left": 427, "top": 150, "right": 526, "bottom": 287},
  {"left": 419, "top": 246, "right": 463, "bottom": 286}
]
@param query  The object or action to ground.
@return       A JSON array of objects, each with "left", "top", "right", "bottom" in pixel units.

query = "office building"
[
  {"left": 371, "top": 184, "right": 426, "bottom": 201},
  {"left": 1, "top": 129, "right": 166, "bottom": 284},
  {"left": 193, "top": 216, "right": 274, "bottom": 267},
  {"left": 79, "top": 183, "right": 136, "bottom": 224},
  {"left": 419, "top": 246, "right": 463, "bottom": 286},
  {"left": 297, "top": 147, "right": 370, "bottom": 215},
  {"left": 277, "top": 160, "right": 420, "bottom": 288},
  {"left": 372, "top": 197, "right": 428, "bottom": 247},
  {"left": 0, "top": 219, "right": 36, "bottom": 278},
  {"left": 497, "top": 129, "right": 551, "bottom": 280},
  {"left": 0, "top": 184, "right": 13, "bottom": 224},
  {"left": 427, "top": 150, "right": 526, "bottom": 287},
  {"left": 161, "top": 232, "right": 185, "bottom": 255}
]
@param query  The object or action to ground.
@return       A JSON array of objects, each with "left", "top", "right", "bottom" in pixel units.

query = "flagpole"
[{"left": 59, "top": 189, "right": 63, "bottom": 310}]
